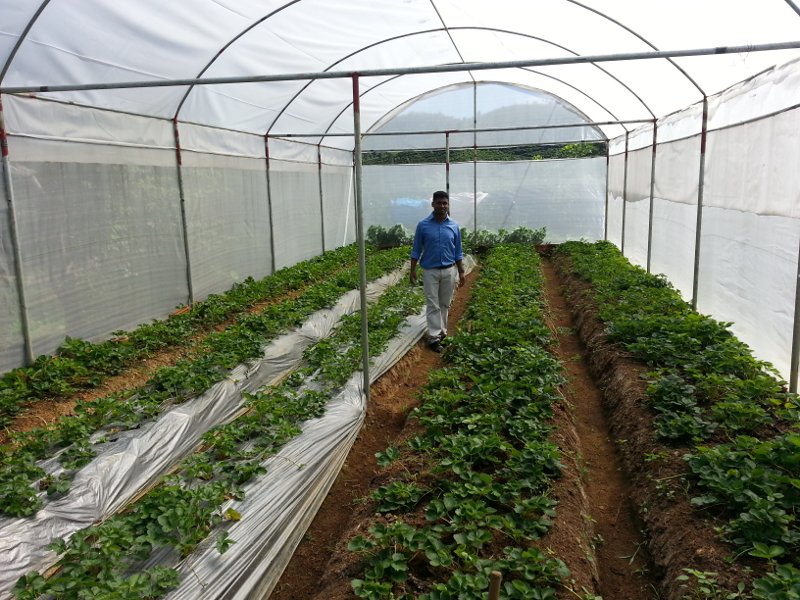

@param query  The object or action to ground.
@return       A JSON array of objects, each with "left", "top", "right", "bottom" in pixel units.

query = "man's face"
[{"left": 432, "top": 196, "right": 449, "bottom": 218}]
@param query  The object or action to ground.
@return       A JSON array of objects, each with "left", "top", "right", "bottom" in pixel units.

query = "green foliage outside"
[{"left": 363, "top": 142, "right": 605, "bottom": 166}]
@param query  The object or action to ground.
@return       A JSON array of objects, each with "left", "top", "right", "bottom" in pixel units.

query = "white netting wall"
[
  {"left": 622, "top": 147, "right": 654, "bottom": 267},
  {"left": 649, "top": 136, "right": 701, "bottom": 300},
  {"left": 8, "top": 137, "right": 188, "bottom": 359},
  {"left": 180, "top": 153, "right": 272, "bottom": 301},
  {"left": 607, "top": 153, "right": 625, "bottom": 247},
  {"left": 0, "top": 161, "right": 24, "bottom": 374},
  {"left": 269, "top": 159, "right": 324, "bottom": 270},
  {"left": 696, "top": 108, "right": 800, "bottom": 379},
  {"left": 609, "top": 60, "right": 800, "bottom": 381}
]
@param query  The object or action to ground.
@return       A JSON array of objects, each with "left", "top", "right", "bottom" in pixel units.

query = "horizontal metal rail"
[{"left": 2, "top": 41, "right": 799, "bottom": 94}]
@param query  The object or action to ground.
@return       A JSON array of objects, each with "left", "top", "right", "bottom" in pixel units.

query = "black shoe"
[{"left": 429, "top": 340, "right": 444, "bottom": 353}]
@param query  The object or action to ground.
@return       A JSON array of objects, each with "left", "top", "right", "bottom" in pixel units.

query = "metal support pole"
[
  {"left": 604, "top": 149, "right": 610, "bottom": 241},
  {"left": 790, "top": 238, "right": 800, "bottom": 392},
  {"left": 691, "top": 97, "right": 709, "bottom": 309},
  {"left": 172, "top": 118, "right": 194, "bottom": 305},
  {"left": 646, "top": 121, "right": 658, "bottom": 272},
  {"left": 352, "top": 74, "right": 371, "bottom": 404},
  {"left": 317, "top": 144, "right": 326, "bottom": 253},
  {"left": 472, "top": 83, "right": 478, "bottom": 233},
  {"left": 0, "top": 96, "right": 34, "bottom": 364},
  {"left": 265, "top": 136, "right": 276, "bottom": 274},
  {"left": 620, "top": 131, "right": 630, "bottom": 255},
  {"left": 445, "top": 132, "right": 451, "bottom": 197}
]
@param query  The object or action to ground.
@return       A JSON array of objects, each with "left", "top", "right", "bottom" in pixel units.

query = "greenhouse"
[{"left": 1, "top": 1, "right": 800, "bottom": 599}]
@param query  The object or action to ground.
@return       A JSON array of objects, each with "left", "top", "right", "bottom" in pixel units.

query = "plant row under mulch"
[
  {"left": 0, "top": 244, "right": 374, "bottom": 427},
  {"left": 552, "top": 240, "right": 800, "bottom": 600},
  {"left": 12, "top": 265, "right": 429, "bottom": 600},
  {"left": 0, "top": 246, "right": 410, "bottom": 518},
  {"left": 314, "top": 244, "right": 582, "bottom": 600}
]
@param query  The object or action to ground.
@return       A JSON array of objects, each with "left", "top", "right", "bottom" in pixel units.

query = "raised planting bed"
[{"left": 552, "top": 240, "right": 800, "bottom": 600}]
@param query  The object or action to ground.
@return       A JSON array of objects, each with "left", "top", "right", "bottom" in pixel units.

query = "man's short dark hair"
[{"left": 432, "top": 190, "right": 449, "bottom": 200}]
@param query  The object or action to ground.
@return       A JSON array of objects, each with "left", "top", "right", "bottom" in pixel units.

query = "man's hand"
[
  {"left": 458, "top": 271, "right": 465, "bottom": 287},
  {"left": 410, "top": 268, "right": 417, "bottom": 285}
]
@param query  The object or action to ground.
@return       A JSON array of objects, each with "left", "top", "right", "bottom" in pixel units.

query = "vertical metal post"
[
  {"left": 472, "top": 83, "right": 478, "bottom": 233},
  {"left": 691, "top": 97, "right": 709, "bottom": 310},
  {"left": 352, "top": 74, "right": 371, "bottom": 404},
  {"left": 173, "top": 118, "right": 194, "bottom": 305},
  {"left": 604, "top": 148, "right": 610, "bottom": 241},
  {"left": 620, "top": 131, "right": 630, "bottom": 255},
  {"left": 790, "top": 240, "right": 800, "bottom": 392},
  {"left": 445, "top": 132, "right": 451, "bottom": 197},
  {"left": 646, "top": 121, "right": 658, "bottom": 272},
  {"left": 265, "top": 136, "right": 276, "bottom": 274},
  {"left": 0, "top": 96, "right": 34, "bottom": 364},
  {"left": 317, "top": 144, "right": 326, "bottom": 252}
]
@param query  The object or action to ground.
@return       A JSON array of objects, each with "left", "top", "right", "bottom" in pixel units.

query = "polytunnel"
[{"left": 1, "top": 1, "right": 800, "bottom": 598}]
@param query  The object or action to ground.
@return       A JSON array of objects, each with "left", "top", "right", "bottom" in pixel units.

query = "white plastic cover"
[
  {"left": 2, "top": 0, "right": 799, "bottom": 144},
  {"left": 609, "top": 62, "right": 800, "bottom": 380},
  {"left": 621, "top": 147, "right": 654, "bottom": 266},
  {"left": 8, "top": 140, "right": 188, "bottom": 358}
]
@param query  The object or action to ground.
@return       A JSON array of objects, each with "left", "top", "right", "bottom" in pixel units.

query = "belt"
[{"left": 431, "top": 263, "right": 454, "bottom": 269}]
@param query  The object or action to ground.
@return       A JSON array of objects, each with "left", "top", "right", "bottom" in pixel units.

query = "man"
[{"left": 409, "top": 190, "right": 465, "bottom": 353}]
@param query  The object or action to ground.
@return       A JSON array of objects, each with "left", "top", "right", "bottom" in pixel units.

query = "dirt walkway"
[
  {"left": 270, "top": 255, "right": 660, "bottom": 599},
  {"left": 541, "top": 257, "right": 657, "bottom": 599}
]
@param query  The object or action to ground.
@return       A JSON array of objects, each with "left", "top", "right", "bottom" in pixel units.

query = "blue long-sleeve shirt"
[{"left": 410, "top": 213, "right": 463, "bottom": 269}]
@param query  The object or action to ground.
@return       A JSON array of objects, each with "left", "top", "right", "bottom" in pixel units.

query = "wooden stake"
[{"left": 489, "top": 570, "right": 502, "bottom": 600}]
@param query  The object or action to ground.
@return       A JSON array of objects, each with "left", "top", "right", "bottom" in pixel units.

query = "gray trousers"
[{"left": 422, "top": 266, "right": 457, "bottom": 341}]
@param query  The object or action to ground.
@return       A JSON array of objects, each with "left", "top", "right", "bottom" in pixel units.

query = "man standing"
[{"left": 409, "top": 190, "right": 465, "bottom": 353}]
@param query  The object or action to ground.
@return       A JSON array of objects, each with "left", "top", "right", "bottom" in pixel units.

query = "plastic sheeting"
[
  {"left": 0, "top": 265, "right": 410, "bottom": 599},
  {"left": 269, "top": 160, "right": 323, "bottom": 270},
  {"left": 621, "top": 147, "right": 654, "bottom": 266},
  {"left": 609, "top": 62, "right": 800, "bottom": 381},
  {"left": 180, "top": 153, "right": 272, "bottom": 301},
  {"left": 364, "top": 82, "right": 605, "bottom": 152},
  {"left": 696, "top": 209, "right": 798, "bottom": 379}
]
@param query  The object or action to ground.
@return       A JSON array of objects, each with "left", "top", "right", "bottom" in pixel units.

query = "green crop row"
[
  {"left": 556, "top": 240, "right": 800, "bottom": 599},
  {"left": 0, "top": 247, "right": 410, "bottom": 518},
  {"left": 13, "top": 265, "right": 427, "bottom": 600},
  {"left": 0, "top": 244, "right": 363, "bottom": 426},
  {"left": 347, "top": 244, "right": 572, "bottom": 600}
]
